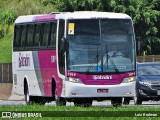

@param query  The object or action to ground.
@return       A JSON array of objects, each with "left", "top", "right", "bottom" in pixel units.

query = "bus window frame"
[{"left": 13, "top": 20, "right": 57, "bottom": 52}]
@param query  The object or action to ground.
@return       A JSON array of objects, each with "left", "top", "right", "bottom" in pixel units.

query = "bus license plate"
[
  {"left": 97, "top": 89, "right": 108, "bottom": 93},
  {"left": 157, "top": 90, "right": 160, "bottom": 95}
]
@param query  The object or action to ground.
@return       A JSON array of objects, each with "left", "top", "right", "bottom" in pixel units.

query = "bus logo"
[
  {"left": 93, "top": 75, "right": 112, "bottom": 80},
  {"left": 19, "top": 53, "right": 30, "bottom": 68}
]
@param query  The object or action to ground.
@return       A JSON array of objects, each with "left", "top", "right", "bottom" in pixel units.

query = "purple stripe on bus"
[
  {"left": 35, "top": 14, "right": 56, "bottom": 21},
  {"left": 38, "top": 50, "right": 63, "bottom": 97},
  {"left": 66, "top": 71, "right": 136, "bottom": 85}
]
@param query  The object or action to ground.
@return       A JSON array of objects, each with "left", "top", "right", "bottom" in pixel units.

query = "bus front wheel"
[
  {"left": 123, "top": 97, "right": 132, "bottom": 105},
  {"left": 111, "top": 97, "right": 122, "bottom": 107},
  {"left": 55, "top": 89, "right": 66, "bottom": 106}
]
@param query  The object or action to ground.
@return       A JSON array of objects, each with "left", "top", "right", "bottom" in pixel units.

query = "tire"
[
  {"left": 56, "top": 97, "right": 66, "bottom": 106},
  {"left": 123, "top": 98, "right": 130, "bottom": 105},
  {"left": 24, "top": 84, "right": 32, "bottom": 104},
  {"left": 55, "top": 88, "right": 66, "bottom": 106},
  {"left": 25, "top": 84, "right": 45, "bottom": 105},
  {"left": 111, "top": 97, "right": 122, "bottom": 107},
  {"left": 74, "top": 99, "right": 92, "bottom": 107}
]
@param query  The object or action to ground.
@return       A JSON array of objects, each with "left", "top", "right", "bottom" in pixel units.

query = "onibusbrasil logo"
[{"left": 1, "top": 112, "right": 42, "bottom": 119}]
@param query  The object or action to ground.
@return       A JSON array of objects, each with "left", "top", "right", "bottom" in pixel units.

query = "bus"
[{"left": 12, "top": 11, "right": 136, "bottom": 106}]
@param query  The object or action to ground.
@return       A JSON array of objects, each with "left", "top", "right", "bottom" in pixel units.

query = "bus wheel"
[
  {"left": 74, "top": 99, "right": 92, "bottom": 107},
  {"left": 24, "top": 84, "right": 32, "bottom": 104},
  {"left": 111, "top": 97, "right": 122, "bottom": 107},
  {"left": 123, "top": 97, "right": 130, "bottom": 105},
  {"left": 55, "top": 89, "right": 66, "bottom": 106}
]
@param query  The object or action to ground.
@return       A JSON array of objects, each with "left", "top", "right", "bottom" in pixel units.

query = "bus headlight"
[
  {"left": 66, "top": 77, "right": 82, "bottom": 83},
  {"left": 122, "top": 77, "right": 136, "bottom": 83}
]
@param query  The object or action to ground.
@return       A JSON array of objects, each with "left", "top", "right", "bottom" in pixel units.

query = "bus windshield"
[{"left": 67, "top": 19, "right": 135, "bottom": 73}]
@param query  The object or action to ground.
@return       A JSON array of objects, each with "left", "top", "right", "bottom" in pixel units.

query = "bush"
[{"left": 0, "top": 11, "right": 16, "bottom": 36}]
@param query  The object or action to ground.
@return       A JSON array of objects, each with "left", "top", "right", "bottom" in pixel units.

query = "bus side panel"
[
  {"left": 38, "top": 50, "right": 63, "bottom": 97},
  {"left": 12, "top": 50, "right": 63, "bottom": 97},
  {"left": 12, "top": 51, "right": 42, "bottom": 96},
  {"left": 12, "top": 52, "right": 24, "bottom": 95}
]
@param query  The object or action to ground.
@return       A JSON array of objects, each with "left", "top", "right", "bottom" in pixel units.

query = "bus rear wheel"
[
  {"left": 24, "top": 84, "right": 32, "bottom": 104},
  {"left": 24, "top": 84, "right": 45, "bottom": 105}
]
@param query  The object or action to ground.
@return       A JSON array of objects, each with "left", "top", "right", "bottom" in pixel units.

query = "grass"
[
  {"left": 0, "top": 104, "right": 160, "bottom": 120},
  {"left": 0, "top": 26, "right": 13, "bottom": 63},
  {"left": 0, "top": 0, "right": 57, "bottom": 15}
]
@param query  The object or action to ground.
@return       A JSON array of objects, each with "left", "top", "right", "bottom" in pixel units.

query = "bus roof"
[{"left": 15, "top": 11, "right": 131, "bottom": 24}]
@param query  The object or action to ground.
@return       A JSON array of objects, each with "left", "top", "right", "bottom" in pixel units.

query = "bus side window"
[
  {"left": 39, "top": 23, "right": 44, "bottom": 47},
  {"left": 34, "top": 24, "right": 41, "bottom": 47},
  {"left": 42, "top": 23, "right": 50, "bottom": 47},
  {"left": 20, "top": 25, "right": 27, "bottom": 49},
  {"left": 14, "top": 25, "right": 22, "bottom": 50},
  {"left": 48, "top": 22, "right": 57, "bottom": 48},
  {"left": 26, "top": 24, "right": 34, "bottom": 48}
]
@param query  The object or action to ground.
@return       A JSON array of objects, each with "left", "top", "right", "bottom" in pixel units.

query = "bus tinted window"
[
  {"left": 101, "top": 19, "right": 133, "bottom": 35},
  {"left": 21, "top": 25, "right": 27, "bottom": 48},
  {"left": 48, "top": 22, "right": 57, "bottom": 48},
  {"left": 42, "top": 23, "right": 50, "bottom": 47},
  {"left": 14, "top": 25, "right": 22, "bottom": 48},
  {"left": 26, "top": 24, "right": 34, "bottom": 47},
  {"left": 13, "top": 21, "right": 57, "bottom": 51},
  {"left": 34, "top": 24, "right": 41, "bottom": 47},
  {"left": 39, "top": 24, "right": 44, "bottom": 47}
]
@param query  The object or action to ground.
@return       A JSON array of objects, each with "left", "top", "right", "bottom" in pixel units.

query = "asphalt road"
[{"left": 1, "top": 100, "right": 160, "bottom": 107}]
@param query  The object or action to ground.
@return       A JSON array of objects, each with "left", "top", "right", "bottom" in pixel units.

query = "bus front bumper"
[{"left": 62, "top": 81, "right": 136, "bottom": 98}]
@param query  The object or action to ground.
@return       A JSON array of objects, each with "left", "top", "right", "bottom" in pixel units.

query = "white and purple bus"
[{"left": 12, "top": 11, "right": 136, "bottom": 106}]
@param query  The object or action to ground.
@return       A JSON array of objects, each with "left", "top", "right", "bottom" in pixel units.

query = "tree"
[
  {"left": 1, "top": 0, "right": 160, "bottom": 55},
  {"left": 53, "top": 0, "right": 112, "bottom": 12},
  {"left": 53, "top": 0, "right": 160, "bottom": 54},
  {"left": 0, "top": 11, "right": 16, "bottom": 38},
  {"left": 108, "top": 0, "right": 160, "bottom": 54}
]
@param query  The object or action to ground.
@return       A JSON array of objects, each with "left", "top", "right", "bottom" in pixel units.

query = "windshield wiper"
[
  {"left": 86, "top": 46, "right": 99, "bottom": 73},
  {"left": 105, "top": 43, "right": 119, "bottom": 73},
  {"left": 107, "top": 54, "right": 119, "bottom": 73},
  {"left": 86, "top": 55, "right": 98, "bottom": 73}
]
